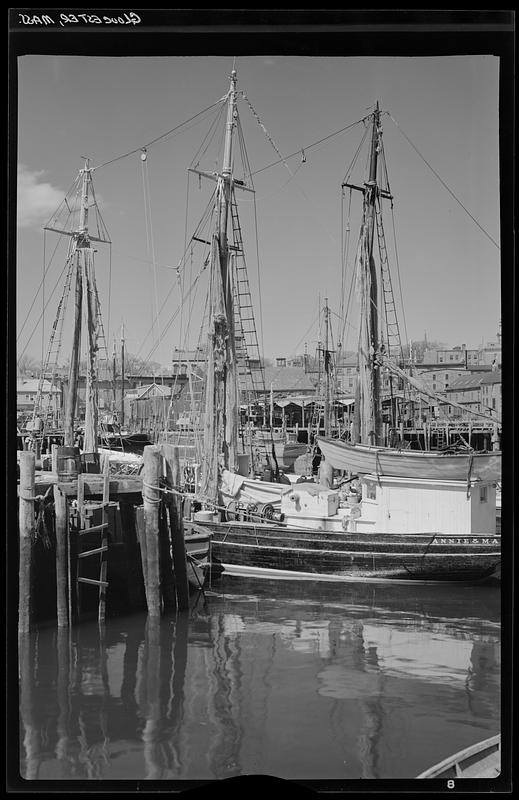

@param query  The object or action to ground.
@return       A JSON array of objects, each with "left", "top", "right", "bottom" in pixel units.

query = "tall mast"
[
  {"left": 200, "top": 68, "right": 239, "bottom": 500},
  {"left": 64, "top": 159, "right": 90, "bottom": 447},
  {"left": 352, "top": 104, "right": 383, "bottom": 445},
  {"left": 120, "top": 322, "right": 125, "bottom": 429},
  {"left": 323, "top": 298, "right": 331, "bottom": 437},
  {"left": 219, "top": 68, "right": 237, "bottom": 320}
]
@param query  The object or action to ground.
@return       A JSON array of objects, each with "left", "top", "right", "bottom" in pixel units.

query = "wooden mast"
[
  {"left": 352, "top": 104, "right": 383, "bottom": 445},
  {"left": 120, "top": 322, "right": 125, "bottom": 429},
  {"left": 200, "top": 68, "right": 239, "bottom": 501},
  {"left": 323, "top": 298, "right": 331, "bottom": 437},
  {"left": 64, "top": 160, "right": 90, "bottom": 447}
]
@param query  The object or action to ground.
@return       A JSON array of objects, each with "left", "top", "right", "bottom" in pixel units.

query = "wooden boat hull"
[
  {"left": 185, "top": 531, "right": 212, "bottom": 588},
  {"left": 417, "top": 734, "right": 500, "bottom": 778},
  {"left": 185, "top": 520, "right": 500, "bottom": 583},
  {"left": 317, "top": 437, "right": 501, "bottom": 481}
]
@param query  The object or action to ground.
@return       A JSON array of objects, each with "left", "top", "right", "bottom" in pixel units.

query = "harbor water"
[{"left": 18, "top": 575, "right": 500, "bottom": 782}]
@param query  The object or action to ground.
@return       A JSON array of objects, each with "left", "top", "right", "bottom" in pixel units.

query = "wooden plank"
[
  {"left": 53, "top": 484, "right": 69, "bottom": 628},
  {"left": 18, "top": 451, "right": 36, "bottom": 634},
  {"left": 78, "top": 545, "right": 108, "bottom": 558},
  {"left": 79, "top": 522, "right": 109, "bottom": 534},
  {"left": 29, "top": 474, "right": 143, "bottom": 497},
  {"left": 77, "top": 577, "right": 109, "bottom": 587}
]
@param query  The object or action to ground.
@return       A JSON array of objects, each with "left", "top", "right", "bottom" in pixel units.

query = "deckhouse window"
[
  {"left": 364, "top": 481, "right": 376, "bottom": 500},
  {"left": 480, "top": 486, "right": 488, "bottom": 503}
]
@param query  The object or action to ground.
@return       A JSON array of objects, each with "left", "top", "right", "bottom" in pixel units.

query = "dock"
[{"left": 17, "top": 445, "right": 194, "bottom": 634}]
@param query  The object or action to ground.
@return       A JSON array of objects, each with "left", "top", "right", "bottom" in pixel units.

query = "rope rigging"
[{"left": 387, "top": 112, "right": 500, "bottom": 251}]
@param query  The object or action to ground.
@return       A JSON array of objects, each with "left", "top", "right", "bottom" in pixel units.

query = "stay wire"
[
  {"left": 250, "top": 115, "right": 369, "bottom": 177},
  {"left": 92, "top": 99, "right": 228, "bottom": 172},
  {"left": 17, "top": 207, "right": 74, "bottom": 343},
  {"left": 387, "top": 112, "right": 500, "bottom": 251}
]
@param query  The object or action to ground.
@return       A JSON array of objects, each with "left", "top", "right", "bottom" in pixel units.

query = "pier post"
[
  {"left": 168, "top": 493, "right": 189, "bottom": 611},
  {"left": 143, "top": 445, "right": 162, "bottom": 617},
  {"left": 167, "top": 444, "right": 189, "bottom": 611},
  {"left": 54, "top": 484, "right": 69, "bottom": 627},
  {"left": 18, "top": 451, "right": 36, "bottom": 634},
  {"left": 51, "top": 443, "right": 59, "bottom": 475}
]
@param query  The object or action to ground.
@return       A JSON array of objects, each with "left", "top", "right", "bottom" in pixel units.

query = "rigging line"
[
  {"left": 17, "top": 207, "right": 74, "bottom": 342},
  {"left": 135, "top": 267, "right": 206, "bottom": 371},
  {"left": 136, "top": 231, "right": 213, "bottom": 367},
  {"left": 189, "top": 101, "right": 228, "bottom": 170},
  {"left": 387, "top": 113, "right": 500, "bottom": 251},
  {"left": 180, "top": 167, "right": 192, "bottom": 366},
  {"left": 290, "top": 308, "right": 322, "bottom": 357},
  {"left": 17, "top": 240, "right": 75, "bottom": 362},
  {"left": 42, "top": 172, "right": 83, "bottom": 229},
  {"left": 252, "top": 192, "right": 265, "bottom": 362},
  {"left": 339, "top": 187, "right": 353, "bottom": 347},
  {"left": 132, "top": 198, "right": 216, "bottom": 361},
  {"left": 251, "top": 115, "right": 369, "bottom": 177},
  {"left": 389, "top": 202, "right": 409, "bottom": 355},
  {"left": 143, "top": 157, "right": 163, "bottom": 364},
  {"left": 341, "top": 124, "right": 370, "bottom": 185},
  {"left": 41, "top": 231, "right": 45, "bottom": 367},
  {"left": 106, "top": 243, "right": 112, "bottom": 354},
  {"left": 92, "top": 99, "right": 228, "bottom": 172}
]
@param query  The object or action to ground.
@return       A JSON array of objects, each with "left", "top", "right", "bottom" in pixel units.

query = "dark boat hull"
[{"left": 185, "top": 520, "right": 500, "bottom": 583}]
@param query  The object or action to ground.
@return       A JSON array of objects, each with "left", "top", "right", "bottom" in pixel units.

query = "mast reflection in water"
[{"left": 19, "top": 577, "right": 500, "bottom": 781}]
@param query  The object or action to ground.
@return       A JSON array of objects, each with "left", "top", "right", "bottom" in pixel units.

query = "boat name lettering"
[{"left": 435, "top": 537, "right": 498, "bottom": 545}]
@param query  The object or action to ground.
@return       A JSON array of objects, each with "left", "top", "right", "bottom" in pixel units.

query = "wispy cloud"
[{"left": 17, "top": 164, "right": 64, "bottom": 229}]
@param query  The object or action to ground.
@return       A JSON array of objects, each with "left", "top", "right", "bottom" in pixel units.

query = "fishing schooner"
[{"left": 183, "top": 70, "right": 501, "bottom": 584}]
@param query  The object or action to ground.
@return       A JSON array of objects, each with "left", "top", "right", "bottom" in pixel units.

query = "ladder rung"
[
  {"left": 79, "top": 522, "right": 109, "bottom": 534},
  {"left": 78, "top": 545, "right": 108, "bottom": 558},
  {"left": 77, "top": 577, "right": 109, "bottom": 587}
]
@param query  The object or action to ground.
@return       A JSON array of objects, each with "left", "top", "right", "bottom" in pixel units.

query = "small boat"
[
  {"left": 317, "top": 437, "right": 501, "bottom": 482},
  {"left": 416, "top": 734, "right": 500, "bottom": 779}
]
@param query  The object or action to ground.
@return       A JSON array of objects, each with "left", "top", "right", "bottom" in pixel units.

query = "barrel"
[{"left": 56, "top": 446, "right": 81, "bottom": 481}]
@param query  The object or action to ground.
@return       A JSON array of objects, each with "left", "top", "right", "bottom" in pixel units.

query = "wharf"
[{"left": 29, "top": 471, "right": 144, "bottom": 500}]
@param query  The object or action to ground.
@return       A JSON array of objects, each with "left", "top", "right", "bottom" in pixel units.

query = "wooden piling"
[
  {"left": 119, "top": 502, "right": 146, "bottom": 610},
  {"left": 159, "top": 501, "right": 176, "bottom": 610},
  {"left": 143, "top": 445, "right": 162, "bottom": 617},
  {"left": 54, "top": 484, "right": 69, "bottom": 627},
  {"left": 51, "top": 443, "right": 59, "bottom": 475},
  {"left": 162, "top": 443, "right": 189, "bottom": 611},
  {"left": 169, "top": 493, "right": 189, "bottom": 612},
  {"left": 18, "top": 451, "right": 36, "bottom": 635}
]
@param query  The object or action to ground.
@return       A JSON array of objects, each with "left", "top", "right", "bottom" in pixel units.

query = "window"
[
  {"left": 480, "top": 486, "right": 487, "bottom": 503},
  {"left": 364, "top": 481, "right": 376, "bottom": 500}
]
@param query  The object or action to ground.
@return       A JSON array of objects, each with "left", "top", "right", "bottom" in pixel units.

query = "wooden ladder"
[{"left": 76, "top": 460, "right": 110, "bottom": 622}]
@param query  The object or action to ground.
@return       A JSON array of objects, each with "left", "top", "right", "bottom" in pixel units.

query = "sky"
[{"left": 16, "top": 53, "right": 501, "bottom": 370}]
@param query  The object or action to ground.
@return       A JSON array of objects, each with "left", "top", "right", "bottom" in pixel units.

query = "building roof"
[
  {"left": 17, "top": 379, "right": 59, "bottom": 393},
  {"left": 479, "top": 370, "right": 502, "bottom": 385},
  {"left": 445, "top": 374, "right": 484, "bottom": 392},
  {"left": 133, "top": 383, "right": 172, "bottom": 399},
  {"left": 262, "top": 366, "right": 317, "bottom": 393}
]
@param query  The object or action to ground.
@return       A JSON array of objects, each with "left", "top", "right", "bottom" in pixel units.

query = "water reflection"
[{"left": 19, "top": 577, "right": 500, "bottom": 781}]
